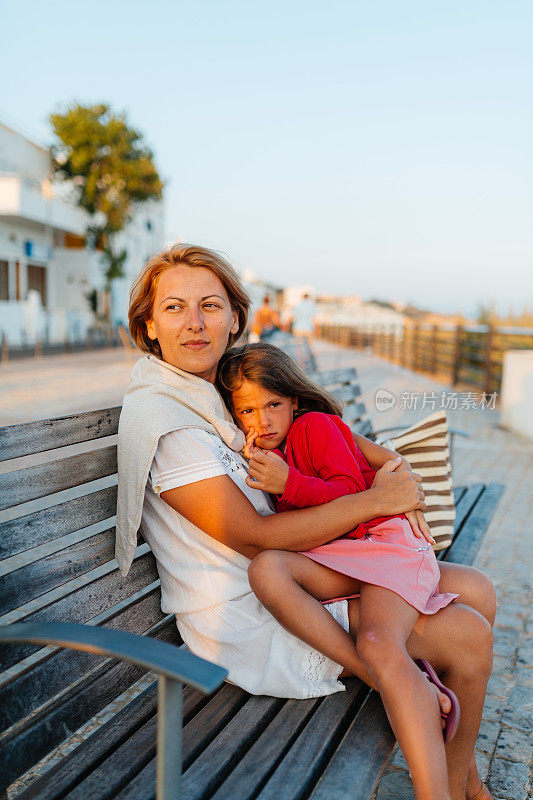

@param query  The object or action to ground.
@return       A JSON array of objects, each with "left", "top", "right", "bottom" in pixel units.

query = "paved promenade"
[{"left": 1, "top": 342, "right": 531, "bottom": 798}]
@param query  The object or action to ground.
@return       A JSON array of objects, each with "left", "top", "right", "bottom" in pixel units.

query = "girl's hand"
[
  {"left": 243, "top": 428, "right": 259, "bottom": 460},
  {"left": 404, "top": 509, "right": 435, "bottom": 545},
  {"left": 245, "top": 450, "right": 290, "bottom": 494}
]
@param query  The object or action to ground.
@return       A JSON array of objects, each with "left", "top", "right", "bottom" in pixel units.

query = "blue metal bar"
[
  {"left": 0, "top": 621, "right": 227, "bottom": 693},
  {"left": 157, "top": 676, "right": 183, "bottom": 800}
]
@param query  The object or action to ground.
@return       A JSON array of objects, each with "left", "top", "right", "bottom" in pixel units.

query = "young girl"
[{"left": 217, "top": 342, "right": 463, "bottom": 800}]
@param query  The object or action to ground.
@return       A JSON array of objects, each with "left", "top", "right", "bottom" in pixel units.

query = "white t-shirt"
[{"left": 141, "top": 427, "right": 275, "bottom": 614}]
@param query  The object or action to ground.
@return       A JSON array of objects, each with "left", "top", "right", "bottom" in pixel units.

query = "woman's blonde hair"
[
  {"left": 217, "top": 343, "right": 343, "bottom": 418},
  {"left": 129, "top": 244, "right": 250, "bottom": 358}
]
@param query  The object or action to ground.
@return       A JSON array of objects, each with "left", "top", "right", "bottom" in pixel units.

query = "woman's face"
[{"left": 146, "top": 264, "right": 239, "bottom": 382}]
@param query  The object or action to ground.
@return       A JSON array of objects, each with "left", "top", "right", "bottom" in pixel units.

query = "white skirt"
[{"left": 176, "top": 592, "right": 350, "bottom": 699}]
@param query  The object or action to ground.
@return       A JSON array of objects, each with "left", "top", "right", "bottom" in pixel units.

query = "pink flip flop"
[{"left": 415, "top": 658, "right": 460, "bottom": 744}]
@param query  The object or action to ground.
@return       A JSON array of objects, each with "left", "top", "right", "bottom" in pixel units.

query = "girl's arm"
[
  {"left": 160, "top": 462, "right": 425, "bottom": 560},
  {"left": 353, "top": 433, "right": 434, "bottom": 543},
  {"left": 247, "top": 415, "right": 401, "bottom": 506},
  {"left": 352, "top": 432, "right": 411, "bottom": 472}
]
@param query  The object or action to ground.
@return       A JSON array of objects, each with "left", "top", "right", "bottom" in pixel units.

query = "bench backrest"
[
  {"left": 0, "top": 409, "right": 178, "bottom": 792},
  {"left": 0, "top": 365, "right": 369, "bottom": 792}
]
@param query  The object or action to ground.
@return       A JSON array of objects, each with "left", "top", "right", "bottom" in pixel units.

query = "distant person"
[
  {"left": 251, "top": 295, "right": 281, "bottom": 341},
  {"left": 292, "top": 293, "right": 316, "bottom": 339}
]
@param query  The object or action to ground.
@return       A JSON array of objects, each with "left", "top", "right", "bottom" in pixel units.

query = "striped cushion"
[{"left": 383, "top": 411, "right": 455, "bottom": 552}]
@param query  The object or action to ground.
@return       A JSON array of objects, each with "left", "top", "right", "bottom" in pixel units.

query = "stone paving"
[
  {"left": 311, "top": 340, "right": 533, "bottom": 800},
  {"left": 1, "top": 342, "right": 532, "bottom": 798}
]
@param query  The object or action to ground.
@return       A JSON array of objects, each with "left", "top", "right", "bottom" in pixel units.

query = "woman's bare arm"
[{"left": 161, "top": 462, "right": 425, "bottom": 560}]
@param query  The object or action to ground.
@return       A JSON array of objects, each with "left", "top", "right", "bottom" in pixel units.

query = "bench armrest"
[{"left": 0, "top": 621, "right": 226, "bottom": 694}]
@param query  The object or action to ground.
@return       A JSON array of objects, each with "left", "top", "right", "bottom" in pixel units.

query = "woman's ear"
[
  {"left": 146, "top": 319, "right": 157, "bottom": 341},
  {"left": 230, "top": 310, "right": 239, "bottom": 335},
  {"left": 292, "top": 397, "right": 298, "bottom": 411}
]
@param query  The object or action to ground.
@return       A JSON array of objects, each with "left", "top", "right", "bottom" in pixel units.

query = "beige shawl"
[{"left": 115, "top": 355, "right": 245, "bottom": 575}]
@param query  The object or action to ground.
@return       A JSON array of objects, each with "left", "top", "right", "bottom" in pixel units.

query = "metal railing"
[{"left": 318, "top": 322, "right": 533, "bottom": 394}]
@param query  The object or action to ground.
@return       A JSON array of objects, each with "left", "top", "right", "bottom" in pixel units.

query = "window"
[{"left": 27, "top": 264, "right": 47, "bottom": 307}]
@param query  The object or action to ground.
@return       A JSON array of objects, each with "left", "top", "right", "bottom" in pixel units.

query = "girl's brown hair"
[
  {"left": 128, "top": 243, "right": 250, "bottom": 358},
  {"left": 217, "top": 343, "right": 343, "bottom": 418}
]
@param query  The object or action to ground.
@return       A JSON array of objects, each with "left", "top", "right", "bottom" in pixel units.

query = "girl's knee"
[
  {"left": 356, "top": 628, "right": 404, "bottom": 673},
  {"left": 248, "top": 550, "right": 292, "bottom": 594}
]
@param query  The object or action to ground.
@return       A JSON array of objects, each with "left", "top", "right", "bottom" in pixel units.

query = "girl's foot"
[
  {"left": 467, "top": 783, "right": 493, "bottom": 800},
  {"left": 416, "top": 658, "right": 460, "bottom": 743}
]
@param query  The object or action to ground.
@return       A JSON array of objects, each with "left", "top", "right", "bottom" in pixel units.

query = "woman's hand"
[
  {"left": 371, "top": 457, "right": 426, "bottom": 512},
  {"left": 387, "top": 455, "right": 435, "bottom": 544},
  {"left": 246, "top": 450, "right": 290, "bottom": 494}
]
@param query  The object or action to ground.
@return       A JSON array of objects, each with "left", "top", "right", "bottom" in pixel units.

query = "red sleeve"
[{"left": 279, "top": 414, "right": 367, "bottom": 509}]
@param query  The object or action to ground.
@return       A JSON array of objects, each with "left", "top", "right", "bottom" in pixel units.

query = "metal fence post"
[
  {"left": 485, "top": 324, "right": 494, "bottom": 395},
  {"left": 432, "top": 325, "right": 438, "bottom": 374},
  {"left": 413, "top": 323, "right": 420, "bottom": 371},
  {"left": 453, "top": 325, "right": 463, "bottom": 386},
  {"left": 1, "top": 333, "right": 8, "bottom": 363},
  {"left": 156, "top": 675, "right": 183, "bottom": 800}
]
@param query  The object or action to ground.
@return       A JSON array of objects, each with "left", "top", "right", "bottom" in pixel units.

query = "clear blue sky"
[{"left": 1, "top": 0, "right": 531, "bottom": 315}]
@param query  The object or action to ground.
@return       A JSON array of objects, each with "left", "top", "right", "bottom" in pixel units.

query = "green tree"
[{"left": 50, "top": 103, "right": 163, "bottom": 288}]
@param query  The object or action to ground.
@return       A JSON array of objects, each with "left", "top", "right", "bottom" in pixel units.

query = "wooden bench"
[{"left": 0, "top": 362, "right": 503, "bottom": 800}]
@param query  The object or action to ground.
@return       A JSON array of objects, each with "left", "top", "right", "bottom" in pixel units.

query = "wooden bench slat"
[
  {"left": 0, "top": 408, "right": 121, "bottom": 462},
  {"left": 0, "top": 446, "right": 118, "bottom": 511},
  {"left": 1, "top": 653, "right": 147, "bottom": 793},
  {"left": 0, "top": 552, "right": 159, "bottom": 670},
  {"left": 112, "top": 695, "right": 284, "bottom": 800},
  {"left": 0, "top": 621, "right": 179, "bottom": 794},
  {"left": 18, "top": 684, "right": 208, "bottom": 800},
  {"left": 181, "top": 695, "right": 284, "bottom": 800},
  {"left": 0, "top": 592, "right": 165, "bottom": 734},
  {"left": 55, "top": 684, "right": 237, "bottom": 800},
  {"left": 453, "top": 484, "right": 485, "bottom": 535},
  {"left": 348, "top": 419, "right": 374, "bottom": 437},
  {"left": 453, "top": 486, "right": 467, "bottom": 505},
  {"left": 0, "top": 485, "right": 117, "bottom": 559},
  {"left": 0, "top": 529, "right": 116, "bottom": 615},
  {"left": 446, "top": 483, "right": 504, "bottom": 566},
  {"left": 230, "top": 681, "right": 366, "bottom": 800},
  {"left": 329, "top": 383, "right": 363, "bottom": 404},
  {"left": 210, "top": 696, "right": 322, "bottom": 800},
  {"left": 309, "top": 691, "right": 396, "bottom": 800},
  {"left": 309, "top": 368, "right": 358, "bottom": 387},
  {"left": 17, "top": 683, "right": 159, "bottom": 800}
]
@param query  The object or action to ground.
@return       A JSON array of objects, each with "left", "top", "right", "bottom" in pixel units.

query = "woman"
[{"left": 116, "top": 244, "right": 494, "bottom": 800}]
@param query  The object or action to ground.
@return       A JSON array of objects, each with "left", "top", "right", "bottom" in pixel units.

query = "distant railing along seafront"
[{"left": 318, "top": 321, "right": 533, "bottom": 395}]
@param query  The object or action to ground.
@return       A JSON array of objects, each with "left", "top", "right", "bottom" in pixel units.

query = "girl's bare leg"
[
  {"left": 248, "top": 550, "right": 451, "bottom": 713},
  {"left": 249, "top": 550, "right": 494, "bottom": 800},
  {"left": 356, "top": 584, "right": 451, "bottom": 799},
  {"left": 248, "top": 549, "right": 375, "bottom": 686},
  {"left": 345, "top": 595, "right": 493, "bottom": 800}
]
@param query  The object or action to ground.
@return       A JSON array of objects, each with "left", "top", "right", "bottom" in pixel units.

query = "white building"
[
  {"left": 316, "top": 294, "right": 405, "bottom": 335},
  {"left": 0, "top": 120, "right": 164, "bottom": 345}
]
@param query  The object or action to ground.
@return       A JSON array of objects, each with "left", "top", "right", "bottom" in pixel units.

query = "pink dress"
[{"left": 274, "top": 412, "right": 458, "bottom": 615}]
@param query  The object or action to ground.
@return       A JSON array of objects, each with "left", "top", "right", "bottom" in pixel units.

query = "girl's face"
[
  {"left": 146, "top": 264, "right": 239, "bottom": 383},
  {"left": 230, "top": 379, "right": 298, "bottom": 450}
]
